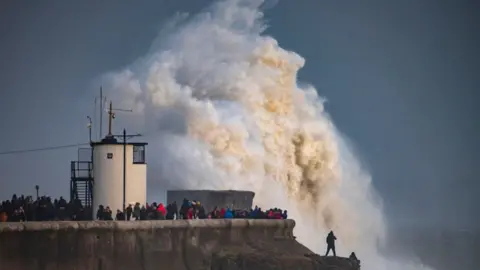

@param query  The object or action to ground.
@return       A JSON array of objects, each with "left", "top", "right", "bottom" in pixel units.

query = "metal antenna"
[
  {"left": 106, "top": 100, "right": 133, "bottom": 137},
  {"left": 87, "top": 116, "right": 92, "bottom": 143},
  {"left": 93, "top": 96, "right": 97, "bottom": 141},
  {"left": 99, "top": 87, "right": 104, "bottom": 140}
]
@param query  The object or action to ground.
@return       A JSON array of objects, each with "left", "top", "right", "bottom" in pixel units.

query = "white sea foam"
[{"left": 102, "top": 1, "right": 434, "bottom": 269}]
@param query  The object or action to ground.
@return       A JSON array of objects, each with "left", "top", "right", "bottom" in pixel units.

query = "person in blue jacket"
[{"left": 224, "top": 208, "right": 233, "bottom": 219}]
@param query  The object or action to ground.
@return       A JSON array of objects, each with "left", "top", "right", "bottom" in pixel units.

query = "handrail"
[{"left": 71, "top": 161, "right": 93, "bottom": 178}]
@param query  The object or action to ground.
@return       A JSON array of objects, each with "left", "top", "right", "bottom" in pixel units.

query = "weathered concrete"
[
  {"left": 167, "top": 190, "right": 255, "bottom": 212},
  {"left": 0, "top": 219, "right": 359, "bottom": 270}
]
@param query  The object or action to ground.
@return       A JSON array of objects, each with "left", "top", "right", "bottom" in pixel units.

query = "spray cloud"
[{"left": 102, "top": 0, "right": 434, "bottom": 269}]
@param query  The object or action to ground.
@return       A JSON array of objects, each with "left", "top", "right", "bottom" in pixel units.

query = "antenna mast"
[
  {"left": 87, "top": 116, "right": 92, "bottom": 142},
  {"left": 106, "top": 100, "right": 133, "bottom": 138},
  {"left": 107, "top": 101, "right": 115, "bottom": 137},
  {"left": 99, "top": 86, "right": 104, "bottom": 139}
]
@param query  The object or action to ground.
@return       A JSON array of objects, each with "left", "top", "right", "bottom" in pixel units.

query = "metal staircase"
[{"left": 70, "top": 160, "right": 93, "bottom": 209}]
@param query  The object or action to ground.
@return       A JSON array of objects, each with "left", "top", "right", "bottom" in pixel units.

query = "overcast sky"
[{"left": 0, "top": 0, "right": 478, "bottom": 229}]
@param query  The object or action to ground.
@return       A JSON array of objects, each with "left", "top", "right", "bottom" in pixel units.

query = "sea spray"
[{"left": 101, "top": 0, "right": 434, "bottom": 269}]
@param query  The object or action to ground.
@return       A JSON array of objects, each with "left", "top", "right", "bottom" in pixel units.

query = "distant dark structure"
[{"left": 167, "top": 190, "right": 254, "bottom": 212}]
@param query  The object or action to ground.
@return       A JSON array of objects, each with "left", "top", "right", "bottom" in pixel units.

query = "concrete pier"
[{"left": 0, "top": 219, "right": 359, "bottom": 270}]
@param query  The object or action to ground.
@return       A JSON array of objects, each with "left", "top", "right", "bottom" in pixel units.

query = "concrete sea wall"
[{"left": 0, "top": 219, "right": 303, "bottom": 270}]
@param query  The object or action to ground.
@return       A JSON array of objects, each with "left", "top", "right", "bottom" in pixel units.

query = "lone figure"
[
  {"left": 349, "top": 252, "right": 360, "bottom": 268},
  {"left": 325, "top": 230, "right": 337, "bottom": 256}
]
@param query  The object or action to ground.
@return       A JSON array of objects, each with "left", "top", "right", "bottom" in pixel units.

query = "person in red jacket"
[
  {"left": 157, "top": 203, "right": 166, "bottom": 219},
  {"left": 187, "top": 208, "right": 193, "bottom": 219},
  {"left": 0, "top": 212, "right": 7, "bottom": 222}
]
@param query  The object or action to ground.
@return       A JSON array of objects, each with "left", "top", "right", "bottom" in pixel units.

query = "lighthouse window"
[{"left": 133, "top": 145, "right": 145, "bottom": 164}]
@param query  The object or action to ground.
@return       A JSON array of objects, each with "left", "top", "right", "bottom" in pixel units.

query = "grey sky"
[{"left": 0, "top": 0, "right": 478, "bottom": 229}]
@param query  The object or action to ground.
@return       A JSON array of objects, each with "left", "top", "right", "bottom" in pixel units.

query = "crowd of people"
[
  {"left": 1, "top": 194, "right": 287, "bottom": 222},
  {"left": 1, "top": 193, "right": 359, "bottom": 264},
  {"left": 0, "top": 194, "right": 91, "bottom": 222},
  {"left": 96, "top": 198, "right": 288, "bottom": 221}
]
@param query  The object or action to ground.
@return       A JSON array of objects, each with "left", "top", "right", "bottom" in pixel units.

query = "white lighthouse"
[
  {"left": 89, "top": 101, "right": 147, "bottom": 219},
  {"left": 91, "top": 137, "right": 147, "bottom": 218}
]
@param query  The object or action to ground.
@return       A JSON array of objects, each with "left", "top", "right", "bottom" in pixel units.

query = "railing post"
[{"left": 71, "top": 161, "right": 75, "bottom": 178}]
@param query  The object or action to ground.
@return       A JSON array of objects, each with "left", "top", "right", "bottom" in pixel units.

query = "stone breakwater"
[{"left": 0, "top": 219, "right": 359, "bottom": 270}]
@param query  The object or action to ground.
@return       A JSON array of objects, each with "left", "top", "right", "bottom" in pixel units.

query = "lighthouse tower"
[
  {"left": 91, "top": 138, "right": 147, "bottom": 219},
  {"left": 90, "top": 101, "right": 147, "bottom": 219}
]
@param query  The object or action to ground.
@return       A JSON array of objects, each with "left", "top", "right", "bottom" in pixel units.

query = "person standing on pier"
[{"left": 325, "top": 231, "right": 337, "bottom": 257}]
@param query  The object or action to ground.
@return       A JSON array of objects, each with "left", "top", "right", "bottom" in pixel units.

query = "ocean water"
[{"left": 385, "top": 226, "right": 479, "bottom": 270}]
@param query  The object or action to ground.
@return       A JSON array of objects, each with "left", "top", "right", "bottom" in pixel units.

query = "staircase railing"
[{"left": 70, "top": 161, "right": 93, "bottom": 208}]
